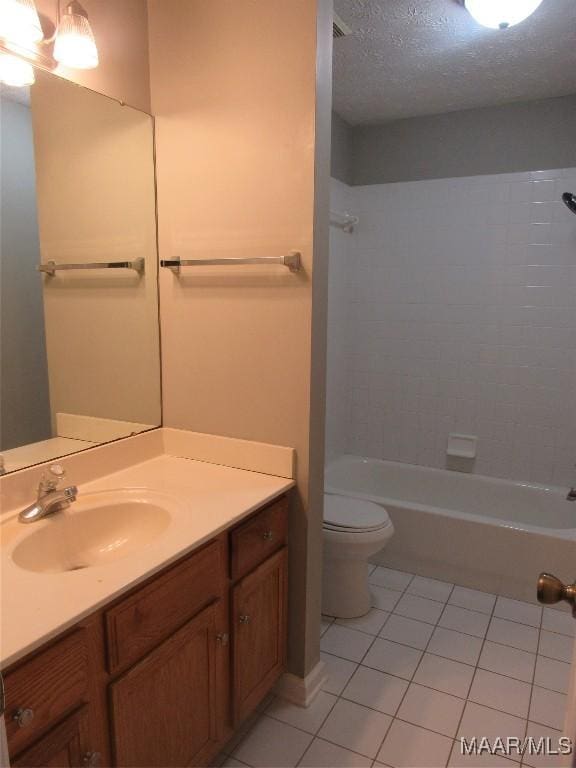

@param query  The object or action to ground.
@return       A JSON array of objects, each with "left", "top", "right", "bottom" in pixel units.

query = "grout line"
[
  {"left": 374, "top": 583, "right": 460, "bottom": 762},
  {"left": 447, "top": 586, "right": 517, "bottom": 768},
  {"left": 299, "top": 734, "right": 389, "bottom": 767},
  {"left": 319, "top": 571, "right": 419, "bottom": 761},
  {"left": 525, "top": 601, "right": 544, "bottom": 732},
  {"left": 322, "top": 612, "right": 567, "bottom": 693},
  {"left": 291, "top": 695, "right": 342, "bottom": 767},
  {"left": 349, "top": 573, "right": 415, "bottom": 670},
  {"left": 334, "top": 608, "right": 392, "bottom": 636},
  {"left": 247, "top": 575, "right": 569, "bottom": 768},
  {"left": 538, "top": 624, "right": 576, "bottom": 640},
  {"left": 223, "top": 757, "right": 252, "bottom": 768}
]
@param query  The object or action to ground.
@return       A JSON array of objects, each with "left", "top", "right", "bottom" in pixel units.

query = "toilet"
[{"left": 322, "top": 493, "right": 394, "bottom": 619}]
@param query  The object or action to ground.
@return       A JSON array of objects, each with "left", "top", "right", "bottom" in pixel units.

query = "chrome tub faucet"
[{"left": 19, "top": 464, "right": 78, "bottom": 524}]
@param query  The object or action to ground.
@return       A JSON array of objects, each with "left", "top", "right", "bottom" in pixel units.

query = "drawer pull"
[
  {"left": 263, "top": 530, "right": 274, "bottom": 541},
  {"left": 216, "top": 632, "right": 229, "bottom": 646},
  {"left": 13, "top": 708, "right": 34, "bottom": 728},
  {"left": 239, "top": 615, "right": 251, "bottom": 624},
  {"left": 83, "top": 751, "right": 102, "bottom": 767}
]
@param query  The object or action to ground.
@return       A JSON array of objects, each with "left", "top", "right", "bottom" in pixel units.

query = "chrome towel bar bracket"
[
  {"left": 37, "top": 258, "right": 145, "bottom": 276},
  {"left": 160, "top": 252, "right": 302, "bottom": 275}
]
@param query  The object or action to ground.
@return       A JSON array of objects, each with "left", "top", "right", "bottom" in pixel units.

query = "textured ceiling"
[{"left": 333, "top": 0, "right": 576, "bottom": 125}]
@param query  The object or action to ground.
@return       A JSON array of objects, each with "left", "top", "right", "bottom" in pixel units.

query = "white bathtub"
[{"left": 325, "top": 455, "right": 576, "bottom": 603}]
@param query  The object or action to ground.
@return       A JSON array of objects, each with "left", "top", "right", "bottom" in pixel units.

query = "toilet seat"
[{"left": 323, "top": 493, "right": 392, "bottom": 533}]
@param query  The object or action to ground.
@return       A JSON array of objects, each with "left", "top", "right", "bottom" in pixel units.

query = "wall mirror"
[{"left": 0, "top": 69, "right": 161, "bottom": 474}]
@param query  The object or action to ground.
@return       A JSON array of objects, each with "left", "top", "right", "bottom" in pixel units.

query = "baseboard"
[{"left": 274, "top": 660, "right": 327, "bottom": 708}]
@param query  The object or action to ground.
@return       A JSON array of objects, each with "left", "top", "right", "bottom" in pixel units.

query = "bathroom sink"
[{"left": 12, "top": 489, "right": 177, "bottom": 574}]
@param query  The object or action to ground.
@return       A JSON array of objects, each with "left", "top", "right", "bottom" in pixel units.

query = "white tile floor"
[{"left": 219, "top": 567, "right": 574, "bottom": 768}]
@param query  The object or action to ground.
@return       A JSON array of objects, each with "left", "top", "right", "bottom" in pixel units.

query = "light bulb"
[
  {"left": 0, "top": 0, "right": 43, "bottom": 45},
  {"left": 464, "top": 0, "right": 544, "bottom": 29},
  {"left": 54, "top": 0, "right": 98, "bottom": 69},
  {"left": 0, "top": 52, "right": 35, "bottom": 85}
]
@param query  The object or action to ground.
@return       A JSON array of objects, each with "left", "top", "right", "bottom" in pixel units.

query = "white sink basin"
[{"left": 12, "top": 489, "right": 177, "bottom": 574}]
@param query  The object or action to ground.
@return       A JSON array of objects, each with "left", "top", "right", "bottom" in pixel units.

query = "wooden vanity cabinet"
[
  {"left": 104, "top": 535, "right": 231, "bottom": 767},
  {"left": 11, "top": 706, "right": 94, "bottom": 768},
  {"left": 3, "top": 615, "right": 109, "bottom": 768},
  {"left": 4, "top": 493, "right": 289, "bottom": 768},
  {"left": 110, "top": 601, "right": 228, "bottom": 767},
  {"left": 232, "top": 548, "right": 287, "bottom": 723}
]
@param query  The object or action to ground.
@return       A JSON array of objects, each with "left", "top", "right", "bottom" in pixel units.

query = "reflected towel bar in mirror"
[
  {"left": 37, "top": 258, "right": 145, "bottom": 276},
  {"left": 160, "top": 252, "right": 302, "bottom": 274}
]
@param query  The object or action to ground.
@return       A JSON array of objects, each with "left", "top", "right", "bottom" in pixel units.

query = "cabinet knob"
[
  {"left": 82, "top": 752, "right": 101, "bottom": 767},
  {"left": 216, "top": 632, "right": 229, "bottom": 646},
  {"left": 239, "top": 615, "right": 251, "bottom": 624},
  {"left": 263, "top": 530, "right": 274, "bottom": 541},
  {"left": 13, "top": 708, "right": 34, "bottom": 728}
]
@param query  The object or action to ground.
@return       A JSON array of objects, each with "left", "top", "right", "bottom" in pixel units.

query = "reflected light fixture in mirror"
[
  {"left": 0, "top": 0, "right": 43, "bottom": 45},
  {"left": 0, "top": 51, "right": 34, "bottom": 84},
  {"left": 463, "top": 0, "right": 545, "bottom": 29},
  {"left": 0, "top": 0, "right": 99, "bottom": 87}
]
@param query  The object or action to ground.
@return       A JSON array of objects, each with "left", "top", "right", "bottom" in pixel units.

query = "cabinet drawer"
[
  {"left": 230, "top": 496, "right": 288, "bottom": 581},
  {"left": 105, "top": 538, "right": 225, "bottom": 674},
  {"left": 4, "top": 629, "right": 90, "bottom": 757},
  {"left": 12, "top": 705, "right": 91, "bottom": 768}
]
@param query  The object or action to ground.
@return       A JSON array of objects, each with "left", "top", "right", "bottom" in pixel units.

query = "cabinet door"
[
  {"left": 12, "top": 706, "right": 95, "bottom": 768},
  {"left": 232, "top": 547, "right": 288, "bottom": 724},
  {"left": 109, "top": 601, "right": 225, "bottom": 768}
]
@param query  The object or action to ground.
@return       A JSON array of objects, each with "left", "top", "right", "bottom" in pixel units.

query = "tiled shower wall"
[{"left": 327, "top": 169, "right": 576, "bottom": 487}]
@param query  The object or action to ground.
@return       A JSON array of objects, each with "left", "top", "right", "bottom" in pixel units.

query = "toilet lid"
[{"left": 323, "top": 494, "right": 391, "bottom": 532}]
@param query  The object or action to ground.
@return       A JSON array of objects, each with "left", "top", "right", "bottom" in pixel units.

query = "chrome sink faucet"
[{"left": 18, "top": 465, "right": 78, "bottom": 524}]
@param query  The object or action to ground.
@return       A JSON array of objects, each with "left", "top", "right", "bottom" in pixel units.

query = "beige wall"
[
  {"left": 148, "top": 0, "right": 330, "bottom": 677},
  {"left": 35, "top": 0, "right": 151, "bottom": 112},
  {"left": 31, "top": 71, "right": 161, "bottom": 431}
]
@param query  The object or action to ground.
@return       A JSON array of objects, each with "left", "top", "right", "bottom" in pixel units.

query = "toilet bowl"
[{"left": 322, "top": 493, "right": 394, "bottom": 619}]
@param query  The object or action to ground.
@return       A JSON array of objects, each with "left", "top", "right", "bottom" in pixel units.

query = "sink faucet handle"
[{"left": 38, "top": 464, "right": 67, "bottom": 494}]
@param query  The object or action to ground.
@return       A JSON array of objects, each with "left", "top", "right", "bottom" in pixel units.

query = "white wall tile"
[{"left": 327, "top": 169, "right": 576, "bottom": 486}]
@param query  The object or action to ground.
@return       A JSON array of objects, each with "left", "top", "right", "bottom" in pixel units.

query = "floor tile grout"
[
  {"left": 448, "top": 586, "right": 511, "bottom": 768},
  {"left": 321, "top": 626, "right": 567, "bottom": 695},
  {"left": 237, "top": 571, "right": 569, "bottom": 768},
  {"left": 316, "top": 570, "right": 418, "bottom": 762},
  {"left": 373, "top": 583, "right": 462, "bottom": 761}
]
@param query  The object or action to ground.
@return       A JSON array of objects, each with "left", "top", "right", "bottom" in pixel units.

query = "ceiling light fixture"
[
  {"left": 463, "top": 0, "right": 544, "bottom": 29},
  {"left": 0, "top": 0, "right": 99, "bottom": 87},
  {"left": 53, "top": 0, "right": 98, "bottom": 69}
]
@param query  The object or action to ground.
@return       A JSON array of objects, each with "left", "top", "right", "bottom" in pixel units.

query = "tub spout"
[{"left": 567, "top": 488, "right": 576, "bottom": 502}]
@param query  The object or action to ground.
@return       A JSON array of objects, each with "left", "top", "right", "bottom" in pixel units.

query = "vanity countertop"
[{"left": 0, "top": 454, "right": 294, "bottom": 669}]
